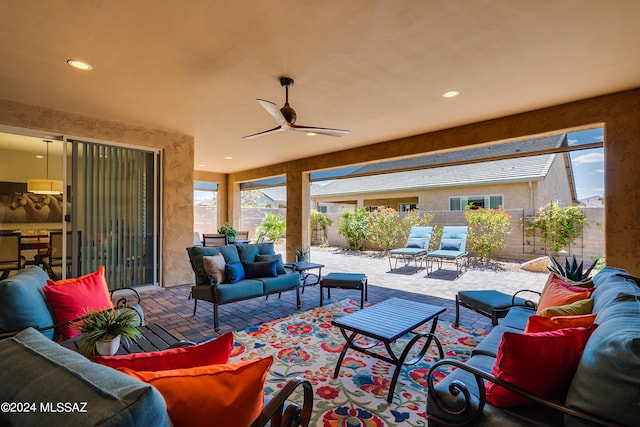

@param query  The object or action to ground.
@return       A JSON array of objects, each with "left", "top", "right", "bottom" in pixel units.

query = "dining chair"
[
  {"left": 0, "top": 231, "right": 22, "bottom": 280},
  {"left": 202, "top": 233, "right": 227, "bottom": 247}
]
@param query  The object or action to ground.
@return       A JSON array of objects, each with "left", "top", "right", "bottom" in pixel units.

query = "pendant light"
[{"left": 27, "top": 140, "right": 63, "bottom": 194}]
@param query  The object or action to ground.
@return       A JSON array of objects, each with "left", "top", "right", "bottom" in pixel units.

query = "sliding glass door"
[{"left": 0, "top": 128, "right": 160, "bottom": 289}]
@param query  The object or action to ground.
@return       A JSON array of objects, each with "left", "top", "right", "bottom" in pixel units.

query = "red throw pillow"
[
  {"left": 119, "top": 356, "right": 273, "bottom": 427},
  {"left": 42, "top": 266, "right": 113, "bottom": 341},
  {"left": 536, "top": 275, "right": 594, "bottom": 315},
  {"left": 93, "top": 332, "right": 234, "bottom": 370},
  {"left": 525, "top": 314, "right": 597, "bottom": 333},
  {"left": 486, "top": 325, "right": 597, "bottom": 407}
]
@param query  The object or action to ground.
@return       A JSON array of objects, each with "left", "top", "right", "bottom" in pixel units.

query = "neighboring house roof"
[
  {"left": 261, "top": 184, "right": 323, "bottom": 203},
  {"left": 261, "top": 186, "right": 287, "bottom": 203},
  {"left": 312, "top": 155, "right": 557, "bottom": 196},
  {"left": 312, "top": 134, "right": 569, "bottom": 196}
]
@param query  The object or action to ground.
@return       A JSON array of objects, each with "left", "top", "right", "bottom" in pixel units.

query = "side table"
[{"left": 284, "top": 261, "right": 325, "bottom": 293}]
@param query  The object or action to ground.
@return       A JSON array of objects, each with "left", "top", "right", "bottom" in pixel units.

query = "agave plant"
[{"left": 548, "top": 255, "right": 597, "bottom": 283}]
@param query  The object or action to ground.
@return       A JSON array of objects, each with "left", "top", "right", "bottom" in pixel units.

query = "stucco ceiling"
[{"left": 1, "top": 0, "right": 639, "bottom": 173}]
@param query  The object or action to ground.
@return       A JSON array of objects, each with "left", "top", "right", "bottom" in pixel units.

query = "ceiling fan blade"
[
  {"left": 256, "top": 99, "right": 289, "bottom": 128},
  {"left": 290, "top": 124, "right": 349, "bottom": 137},
  {"left": 242, "top": 126, "right": 285, "bottom": 140}
]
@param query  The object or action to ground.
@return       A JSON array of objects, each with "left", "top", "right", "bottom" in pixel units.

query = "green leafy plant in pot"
[
  {"left": 76, "top": 307, "right": 142, "bottom": 356},
  {"left": 296, "top": 247, "right": 310, "bottom": 262},
  {"left": 217, "top": 222, "right": 237, "bottom": 242}
]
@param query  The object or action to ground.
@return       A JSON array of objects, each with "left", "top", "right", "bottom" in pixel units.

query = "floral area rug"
[{"left": 229, "top": 299, "right": 489, "bottom": 427}]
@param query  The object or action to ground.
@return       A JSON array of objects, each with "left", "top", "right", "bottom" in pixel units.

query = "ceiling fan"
[{"left": 243, "top": 77, "right": 350, "bottom": 140}]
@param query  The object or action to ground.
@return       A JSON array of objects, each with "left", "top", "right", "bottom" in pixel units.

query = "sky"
[{"left": 567, "top": 128, "right": 605, "bottom": 200}]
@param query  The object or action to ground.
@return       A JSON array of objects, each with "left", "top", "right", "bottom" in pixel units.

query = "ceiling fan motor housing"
[{"left": 280, "top": 104, "right": 297, "bottom": 124}]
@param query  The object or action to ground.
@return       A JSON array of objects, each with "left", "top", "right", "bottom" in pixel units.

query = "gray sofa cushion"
[
  {"left": 564, "top": 292, "right": 640, "bottom": 426},
  {"left": 471, "top": 325, "right": 523, "bottom": 358},
  {"left": 0, "top": 328, "right": 169, "bottom": 427},
  {"left": 213, "top": 280, "right": 264, "bottom": 304},
  {"left": 0, "top": 267, "right": 54, "bottom": 339},
  {"left": 501, "top": 306, "right": 534, "bottom": 330},
  {"left": 260, "top": 273, "right": 301, "bottom": 294}
]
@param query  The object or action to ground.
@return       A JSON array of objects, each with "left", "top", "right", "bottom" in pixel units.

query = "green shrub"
[
  {"left": 525, "top": 202, "right": 587, "bottom": 256},
  {"left": 338, "top": 207, "right": 369, "bottom": 250},
  {"left": 400, "top": 211, "right": 436, "bottom": 249},
  {"left": 310, "top": 210, "right": 332, "bottom": 244},
  {"left": 367, "top": 207, "right": 400, "bottom": 251},
  {"left": 465, "top": 206, "right": 512, "bottom": 262},
  {"left": 256, "top": 213, "right": 286, "bottom": 242}
]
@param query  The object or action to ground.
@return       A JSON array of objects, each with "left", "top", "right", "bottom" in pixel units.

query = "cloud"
[
  {"left": 595, "top": 169, "right": 604, "bottom": 174},
  {"left": 573, "top": 152, "right": 604, "bottom": 165}
]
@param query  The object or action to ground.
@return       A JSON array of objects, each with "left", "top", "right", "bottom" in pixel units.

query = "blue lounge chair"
[
  {"left": 426, "top": 226, "right": 469, "bottom": 277},
  {"left": 388, "top": 226, "right": 433, "bottom": 272}
]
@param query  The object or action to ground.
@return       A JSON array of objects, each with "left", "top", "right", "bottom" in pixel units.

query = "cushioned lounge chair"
[
  {"left": 388, "top": 226, "right": 433, "bottom": 272},
  {"left": 426, "top": 226, "right": 469, "bottom": 277}
]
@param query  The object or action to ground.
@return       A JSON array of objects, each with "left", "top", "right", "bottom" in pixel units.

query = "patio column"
[
  {"left": 286, "top": 168, "right": 310, "bottom": 262},
  {"left": 229, "top": 180, "right": 241, "bottom": 230}
]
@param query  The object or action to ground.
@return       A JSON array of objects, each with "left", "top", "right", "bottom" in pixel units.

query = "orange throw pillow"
[
  {"left": 42, "top": 266, "right": 113, "bottom": 341},
  {"left": 525, "top": 314, "right": 597, "bottom": 333},
  {"left": 93, "top": 332, "right": 234, "bottom": 370},
  {"left": 120, "top": 356, "right": 273, "bottom": 427},
  {"left": 536, "top": 275, "right": 594, "bottom": 315}
]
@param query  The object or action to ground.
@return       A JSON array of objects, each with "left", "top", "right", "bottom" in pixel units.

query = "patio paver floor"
[{"left": 141, "top": 248, "right": 548, "bottom": 343}]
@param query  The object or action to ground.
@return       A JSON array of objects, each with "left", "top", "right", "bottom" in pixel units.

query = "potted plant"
[
  {"left": 218, "top": 222, "right": 237, "bottom": 242},
  {"left": 76, "top": 307, "right": 142, "bottom": 356},
  {"left": 296, "top": 247, "right": 310, "bottom": 262}
]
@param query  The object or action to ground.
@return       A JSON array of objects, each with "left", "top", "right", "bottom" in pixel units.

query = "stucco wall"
[
  {"left": 536, "top": 154, "right": 574, "bottom": 207},
  {"left": 0, "top": 99, "right": 195, "bottom": 287}
]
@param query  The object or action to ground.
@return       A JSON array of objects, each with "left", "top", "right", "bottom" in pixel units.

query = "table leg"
[{"left": 387, "top": 319, "right": 444, "bottom": 404}]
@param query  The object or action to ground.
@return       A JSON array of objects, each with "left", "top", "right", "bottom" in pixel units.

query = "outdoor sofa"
[
  {"left": 426, "top": 266, "right": 640, "bottom": 426},
  {"left": 0, "top": 266, "right": 313, "bottom": 427},
  {"left": 187, "top": 242, "right": 301, "bottom": 330}
]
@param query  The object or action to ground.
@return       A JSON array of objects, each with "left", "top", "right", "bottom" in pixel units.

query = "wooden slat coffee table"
[
  {"left": 331, "top": 297, "right": 446, "bottom": 403},
  {"left": 64, "top": 323, "right": 192, "bottom": 355}
]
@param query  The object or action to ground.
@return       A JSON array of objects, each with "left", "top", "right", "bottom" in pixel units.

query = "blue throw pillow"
[
  {"left": 224, "top": 262, "right": 245, "bottom": 284},
  {"left": 243, "top": 261, "right": 278, "bottom": 279},
  {"left": 406, "top": 239, "right": 425, "bottom": 249},
  {"left": 440, "top": 239, "right": 462, "bottom": 251}
]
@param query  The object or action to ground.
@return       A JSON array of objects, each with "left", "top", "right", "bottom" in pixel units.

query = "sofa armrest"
[
  {"left": 511, "top": 289, "right": 540, "bottom": 309},
  {"left": 427, "top": 359, "right": 619, "bottom": 427},
  {"left": 250, "top": 377, "right": 313, "bottom": 427}
]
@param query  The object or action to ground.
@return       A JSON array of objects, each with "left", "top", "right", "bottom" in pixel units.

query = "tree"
[
  {"left": 338, "top": 207, "right": 369, "bottom": 250},
  {"left": 525, "top": 202, "right": 587, "bottom": 256},
  {"left": 241, "top": 189, "right": 265, "bottom": 207},
  {"left": 465, "top": 206, "right": 512, "bottom": 262},
  {"left": 367, "top": 207, "right": 400, "bottom": 252},
  {"left": 310, "top": 210, "right": 332, "bottom": 244},
  {"left": 256, "top": 213, "right": 286, "bottom": 242}
]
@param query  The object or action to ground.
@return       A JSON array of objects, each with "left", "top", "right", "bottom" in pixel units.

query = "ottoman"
[
  {"left": 455, "top": 290, "right": 526, "bottom": 326},
  {"left": 320, "top": 273, "right": 368, "bottom": 308}
]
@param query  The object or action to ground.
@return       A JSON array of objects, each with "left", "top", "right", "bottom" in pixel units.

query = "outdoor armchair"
[
  {"left": 426, "top": 226, "right": 469, "bottom": 277},
  {"left": 388, "top": 226, "right": 433, "bottom": 272}
]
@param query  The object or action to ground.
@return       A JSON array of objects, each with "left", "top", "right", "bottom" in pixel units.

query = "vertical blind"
[{"left": 80, "top": 143, "right": 156, "bottom": 289}]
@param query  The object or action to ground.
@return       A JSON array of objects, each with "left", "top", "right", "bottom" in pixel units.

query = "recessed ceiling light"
[
  {"left": 198, "top": 164, "right": 206, "bottom": 167},
  {"left": 224, "top": 156, "right": 233, "bottom": 160},
  {"left": 36, "top": 155, "right": 44, "bottom": 159},
  {"left": 67, "top": 59, "right": 93, "bottom": 71},
  {"left": 442, "top": 90, "right": 460, "bottom": 98},
  {"left": 306, "top": 132, "right": 318, "bottom": 136}
]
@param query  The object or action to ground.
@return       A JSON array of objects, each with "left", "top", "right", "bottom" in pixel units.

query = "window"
[
  {"left": 449, "top": 195, "right": 503, "bottom": 210},
  {"left": 399, "top": 203, "right": 418, "bottom": 212}
]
